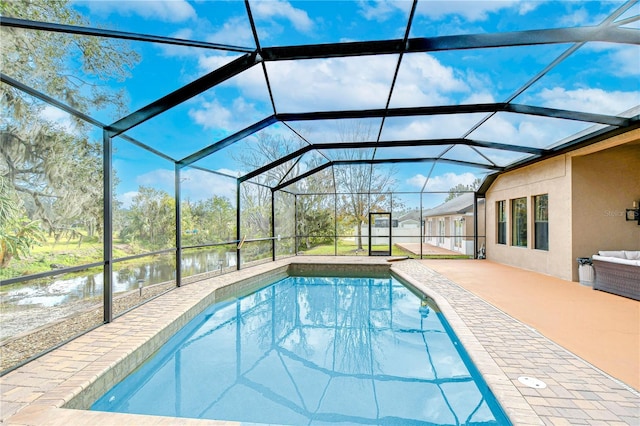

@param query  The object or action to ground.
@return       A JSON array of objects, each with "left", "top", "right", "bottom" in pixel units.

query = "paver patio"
[{"left": 1, "top": 258, "right": 638, "bottom": 425}]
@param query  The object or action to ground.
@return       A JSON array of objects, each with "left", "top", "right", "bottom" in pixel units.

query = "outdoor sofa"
[{"left": 591, "top": 251, "right": 640, "bottom": 301}]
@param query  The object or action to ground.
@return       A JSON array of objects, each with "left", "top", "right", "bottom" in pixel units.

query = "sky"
[{"left": 38, "top": 1, "right": 640, "bottom": 208}]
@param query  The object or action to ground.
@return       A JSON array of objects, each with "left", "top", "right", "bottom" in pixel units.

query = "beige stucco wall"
[
  {"left": 571, "top": 138, "right": 640, "bottom": 280},
  {"left": 485, "top": 129, "right": 640, "bottom": 282},
  {"left": 486, "top": 155, "right": 573, "bottom": 279}
]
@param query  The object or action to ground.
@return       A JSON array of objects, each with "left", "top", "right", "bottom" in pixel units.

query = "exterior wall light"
[{"left": 626, "top": 201, "right": 639, "bottom": 224}]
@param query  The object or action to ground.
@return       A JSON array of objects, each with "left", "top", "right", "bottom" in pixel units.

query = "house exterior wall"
[
  {"left": 486, "top": 155, "right": 573, "bottom": 279},
  {"left": 571, "top": 138, "right": 640, "bottom": 281},
  {"left": 485, "top": 130, "right": 640, "bottom": 282},
  {"left": 475, "top": 199, "right": 486, "bottom": 256},
  {"left": 424, "top": 214, "right": 473, "bottom": 255},
  {"left": 399, "top": 219, "right": 420, "bottom": 229}
]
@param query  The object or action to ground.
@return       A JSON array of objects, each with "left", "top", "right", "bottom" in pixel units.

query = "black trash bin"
[{"left": 577, "top": 257, "right": 594, "bottom": 286}]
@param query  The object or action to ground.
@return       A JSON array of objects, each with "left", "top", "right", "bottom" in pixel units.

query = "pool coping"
[
  {"left": 391, "top": 267, "right": 541, "bottom": 425},
  {"left": 2, "top": 257, "right": 638, "bottom": 425}
]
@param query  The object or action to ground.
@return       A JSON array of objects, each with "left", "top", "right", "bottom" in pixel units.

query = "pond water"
[{"left": 0, "top": 250, "right": 235, "bottom": 309}]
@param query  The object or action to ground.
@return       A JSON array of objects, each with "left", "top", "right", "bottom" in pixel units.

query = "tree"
[
  {"left": 333, "top": 123, "right": 397, "bottom": 250},
  {"left": 121, "top": 187, "right": 175, "bottom": 249},
  {"left": 295, "top": 192, "right": 334, "bottom": 251},
  {"left": 0, "top": 176, "right": 45, "bottom": 268},
  {"left": 444, "top": 178, "right": 482, "bottom": 202},
  {"left": 181, "top": 195, "right": 236, "bottom": 245},
  {"left": 232, "top": 132, "right": 336, "bottom": 251},
  {"left": 233, "top": 133, "right": 305, "bottom": 239},
  {"left": 1, "top": 0, "right": 139, "bottom": 241},
  {"left": 206, "top": 195, "right": 236, "bottom": 242},
  {"left": 289, "top": 152, "right": 335, "bottom": 251}
]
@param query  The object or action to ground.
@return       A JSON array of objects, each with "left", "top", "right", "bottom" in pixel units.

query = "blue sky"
[{"left": 47, "top": 0, "right": 639, "bottom": 207}]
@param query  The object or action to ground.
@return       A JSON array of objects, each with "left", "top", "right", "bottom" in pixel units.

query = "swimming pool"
[{"left": 91, "top": 275, "right": 510, "bottom": 425}]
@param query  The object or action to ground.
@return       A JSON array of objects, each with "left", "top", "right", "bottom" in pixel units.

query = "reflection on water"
[
  {"left": 0, "top": 250, "right": 232, "bottom": 309},
  {"left": 92, "top": 276, "right": 510, "bottom": 425}
]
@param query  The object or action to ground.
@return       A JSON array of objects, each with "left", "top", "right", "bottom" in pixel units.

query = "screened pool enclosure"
[{"left": 1, "top": 1, "right": 638, "bottom": 370}]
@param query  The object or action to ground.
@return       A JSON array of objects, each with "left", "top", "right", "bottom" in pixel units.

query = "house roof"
[
  {"left": 396, "top": 210, "right": 422, "bottom": 222},
  {"left": 424, "top": 193, "right": 474, "bottom": 217}
]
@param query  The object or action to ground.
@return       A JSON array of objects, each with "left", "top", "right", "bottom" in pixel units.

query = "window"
[
  {"left": 534, "top": 194, "right": 548, "bottom": 250},
  {"left": 497, "top": 201, "right": 506, "bottom": 244},
  {"left": 438, "top": 219, "right": 445, "bottom": 244},
  {"left": 511, "top": 197, "right": 527, "bottom": 247},
  {"left": 454, "top": 218, "right": 463, "bottom": 249}
]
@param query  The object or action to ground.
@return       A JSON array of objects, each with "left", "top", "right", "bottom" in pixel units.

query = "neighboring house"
[
  {"left": 394, "top": 211, "right": 422, "bottom": 229},
  {"left": 423, "top": 193, "right": 479, "bottom": 256},
  {"left": 359, "top": 210, "right": 423, "bottom": 245},
  {"left": 479, "top": 128, "right": 640, "bottom": 282}
]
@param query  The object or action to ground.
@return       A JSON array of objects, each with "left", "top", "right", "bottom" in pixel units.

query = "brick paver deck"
[
  {"left": 1, "top": 258, "right": 638, "bottom": 425},
  {"left": 392, "top": 260, "right": 639, "bottom": 425}
]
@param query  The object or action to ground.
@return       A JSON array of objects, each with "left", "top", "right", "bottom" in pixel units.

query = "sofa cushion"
[
  {"left": 598, "top": 250, "right": 626, "bottom": 258},
  {"left": 624, "top": 251, "right": 640, "bottom": 260},
  {"left": 593, "top": 255, "right": 640, "bottom": 266}
]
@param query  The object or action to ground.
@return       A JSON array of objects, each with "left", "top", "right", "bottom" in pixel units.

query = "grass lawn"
[
  {"left": 301, "top": 240, "right": 471, "bottom": 259},
  {"left": 1, "top": 235, "right": 133, "bottom": 280},
  {"left": 301, "top": 240, "right": 416, "bottom": 257}
]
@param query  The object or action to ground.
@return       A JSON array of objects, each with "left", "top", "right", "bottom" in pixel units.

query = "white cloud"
[
  {"left": 84, "top": 0, "right": 196, "bottom": 22},
  {"left": 189, "top": 99, "right": 233, "bottom": 130},
  {"left": 152, "top": 28, "right": 207, "bottom": 60},
  {"left": 607, "top": 45, "right": 640, "bottom": 78},
  {"left": 461, "top": 91, "right": 495, "bottom": 104},
  {"left": 468, "top": 113, "right": 588, "bottom": 149},
  {"left": 265, "top": 55, "right": 400, "bottom": 112},
  {"left": 537, "top": 87, "right": 639, "bottom": 116},
  {"left": 407, "top": 173, "right": 428, "bottom": 188},
  {"left": 189, "top": 51, "right": 490, "bottom": 134},
  {"left": 358, "top": 0, "right": 412, "bottom": 22},
  {"left": 381, "top": 113, "right": 487, "bottom": 141},
  {"left": 267, "top": 54, "right": 470, "bottom": 112},
  {"left": 407, "top": 171, "right": 478, "bottom": 191},
  {"left": 390, "top": 54, "right": 469, "bottom": 107},
  {"left": 558, "top": 7, "right": 607, "bottom": 27},
  {"left": 517, "top": 1, "right": 540, "bottom": 15},
  {"left": 188, "top": 97, "right": 264, "bottom": 132},
  {"left": 40, "top": 106, "right": 78, "bottom": 134},
  {"left": 414, "top": 0, "right": 523, "bottom": 22},
  {"left": 118, "top": 191, "right": 139, "bottom": 209},
  {"left": 180, "top": 168, "right": 238, "bottom": 203},
  {"left": 359, "top": 0, "right": 536, "bottom": 22},
  {"left": 137, "top": 168, "right": 175, "bottom": 188},
  {"left": 197, "top": 54, "right": 242, "bottom": 72},
  {"left": 123, "top": 167, "right": 238, "bottom": 205},
  {"left": 252, "top": 0, "right": 314, "bottom": 32},
  {"left": 205, "top": 16, "right": 255, "bottom": 47}
]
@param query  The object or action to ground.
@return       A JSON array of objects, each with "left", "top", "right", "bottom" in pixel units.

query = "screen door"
[{"left": 368, "top": 212, "right": 392, "bottom": 256}]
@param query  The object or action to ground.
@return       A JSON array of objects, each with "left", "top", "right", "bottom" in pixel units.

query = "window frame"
[
  {"left": 454, "top": 218, "right": 463, "bottom": 249},
  {"left": 534, "top": 194, "right": 549, "bottom": 251},
  {"left": 511, "top": 197, "right": 527, "bottom": 248},
  {"left": 497, "top": 200, "right": 506, "bottom": 245}
]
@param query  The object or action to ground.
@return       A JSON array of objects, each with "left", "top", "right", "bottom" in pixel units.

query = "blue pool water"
[{"left": 91, "top": 276, "right": 510, "bottom": 425}]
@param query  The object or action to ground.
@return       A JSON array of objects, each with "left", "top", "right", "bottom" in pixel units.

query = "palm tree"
[{"left": 0, "top": 177, "right": 45, "bottom": 268}]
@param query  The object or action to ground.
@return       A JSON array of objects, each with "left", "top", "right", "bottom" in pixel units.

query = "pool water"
[{"left": 91, "top": 276, "right": 511, "bottom": 425}]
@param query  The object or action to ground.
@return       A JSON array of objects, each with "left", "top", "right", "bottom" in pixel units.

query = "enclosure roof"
[{"left": 1, "top": 0, "right": 639, "bottom": 197}]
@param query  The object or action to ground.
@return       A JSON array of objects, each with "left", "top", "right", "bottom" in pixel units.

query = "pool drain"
[{"left": 518, "top": 376, "right": 547, "bottom": 389}]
